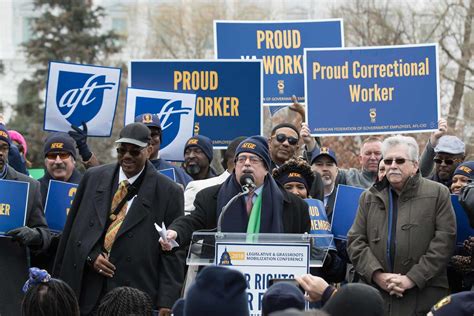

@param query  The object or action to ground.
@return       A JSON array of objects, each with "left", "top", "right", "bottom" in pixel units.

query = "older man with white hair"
[{"left": 347, "top": 135, "right": 456, "bottom": 316}]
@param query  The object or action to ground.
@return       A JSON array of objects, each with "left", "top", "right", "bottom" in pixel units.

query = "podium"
[{"left": 184, "top": 232, "right": 333, "bottom": 315}]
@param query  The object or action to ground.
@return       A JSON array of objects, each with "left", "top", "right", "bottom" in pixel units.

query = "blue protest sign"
[
  {"left": 125, "top": 88, "right": 196, "bottom": 161},
  {"left": 304, "top": 44, "right": 439, "bottom": 136},
  {"left": 158, "top": 168, "right": 177, "bottom": 182},
  {"left": 215, "top": 20, "right": 343, "bottom": 105},
  {"left": 44, "top": 180, "right": 78, "bottom": 232},
  {"left": 331, "top": 185, "right": 364, "bottom": 240},
  {"left": 130, "top": 60, "right": 262, "bottom": 148},
  {"left": 0, "top": 179, "right": 29, "bottom": 235},
  {"left": 305, "top": 198, "right": 336, "bottom": 250},
  {"left": 44, "top": 61, "right": 121, "bottom": 136},
  {"left": 452, "top": 195, "right": 474, "bottom": 246}
]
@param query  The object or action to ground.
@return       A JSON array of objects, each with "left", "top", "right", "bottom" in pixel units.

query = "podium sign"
[{"left": 216, "top": 242, "right": 309, "bottom": 315}]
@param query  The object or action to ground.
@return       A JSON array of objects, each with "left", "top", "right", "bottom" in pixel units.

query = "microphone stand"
[{"left": 216, "top": 186, "right": 252, "bottom": 238}]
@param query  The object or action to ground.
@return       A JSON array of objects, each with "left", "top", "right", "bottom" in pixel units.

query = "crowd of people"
[{"left": 0, "top": 108, "right": 474, "bottom": 315}]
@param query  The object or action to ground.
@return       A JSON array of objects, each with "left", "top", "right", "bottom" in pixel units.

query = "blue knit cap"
[
  {"left": 184, "top": 266, "right": 249, "bottom": 316},
  {"left": 184, "top": 135, "right": 213, "bottom": 162},
  {"left": 0, "top": 124, "right": 11, "bottom": 147},
  {"left": 235, "top": 136, "right": 271, "bottom": 170},
  {"left": 454, "top": 161, "right": 474, "bottom": 180}
]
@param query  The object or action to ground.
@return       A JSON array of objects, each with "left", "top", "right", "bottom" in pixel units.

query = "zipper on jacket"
[{"left": 386, "top": 189, "right": 394, "bottom": 272}]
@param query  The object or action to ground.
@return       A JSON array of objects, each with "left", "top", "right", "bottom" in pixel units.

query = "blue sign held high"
[
  {"left": 215, "top": 20, "right": 343, "bottom": 105},
  {"left": 0, "top": 180, "right": 29, "bottom": 236},
  {"left": 44, "top": 180, "right": 78, "bottom": 232},
  {"left": 304, "top": 44, "right": 439, "bottom": 136},
  {"left": 44, "top": 62, "right": 122, "bottom": 136},
  {"left": 130, "top": 60, "right": 262, "bottom": 148}
]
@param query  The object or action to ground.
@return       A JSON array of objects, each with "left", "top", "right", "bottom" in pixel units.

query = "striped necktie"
[{"left": 104, "top": 180, "right": 129, "bottom": 253}]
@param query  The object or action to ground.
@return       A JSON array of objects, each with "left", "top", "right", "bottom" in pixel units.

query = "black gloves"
[
  {"left": 6, "top": 226, "right": 42, "bottom": 247},
  {"left": 69, "top": 122, "right": 93, "bottom": 161}
]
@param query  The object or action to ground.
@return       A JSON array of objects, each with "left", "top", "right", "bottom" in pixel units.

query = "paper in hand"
[{"left": 155, "top": 222, "right": 179, "bottom": 249}]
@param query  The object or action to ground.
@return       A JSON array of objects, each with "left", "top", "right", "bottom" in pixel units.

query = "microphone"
[
  {"left": 216, "top": 174, "right": 254, "bottom": 235},
  {"left": 240, "top": 174, "right": 256, "bottom": 190}
]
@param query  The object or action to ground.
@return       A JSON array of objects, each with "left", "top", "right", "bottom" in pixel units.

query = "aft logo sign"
[
  {"left": 44, "top": 62, "right": 121, "bottom": 136},
  {"left": 125, "top": 88, "right": 196, "bottom": 162}
]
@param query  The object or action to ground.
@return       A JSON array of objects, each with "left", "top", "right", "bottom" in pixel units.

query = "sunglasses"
[
  {"left": 383, "top": 158, "right": 410, "bottom": 165},
  {"left": 46, "top": 152, "right": 71, "bottom": 160},
  {"left": 274, "top": 134, "right": 298, "bottom": 145},
  {"left": 116, "top": 146, "right": 145, "bottom": 157},
  {"left": 433, "top": 158, "right": 459, "bottom": 165}
]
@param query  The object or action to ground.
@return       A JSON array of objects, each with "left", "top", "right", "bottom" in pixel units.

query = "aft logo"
[
  {"left": 45, "top": 62, "right": 121, "bottom": 136},
  {"left": 125, "top": 88, "right": 197, "bottom": 162}
]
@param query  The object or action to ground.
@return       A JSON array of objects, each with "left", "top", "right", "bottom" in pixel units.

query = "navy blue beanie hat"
[
  {"left": 0, "top": 124, "right": 11, "bottom": 147},
  {"left": 322, "top": 283, "right": 384, "bottom": 316},
  {"left": 430, "top": 291, "right": 474, "bottom": 315},
  {"left": 454, "top": 161, "right": 474, "bottom": 180},
  {"left": 184, "top": 135, "right": 213, "bottom": 162},
  {"left": 262, "top": 282, "right": 305, "bottom": 316},
  {"left": 184, "top": 266, "right": 249, "bottom": 316},
  {"left": 43, "top": 132, "right": 77, "bottom": 159},
  {"left": 235, "top": 136, "right": 271, "bottom": 170}
]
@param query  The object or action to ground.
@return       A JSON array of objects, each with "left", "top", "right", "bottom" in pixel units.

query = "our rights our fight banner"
[
  {"left": 215, "top": 20, "right": 343, "bottom": 105},
  {"left": 125, "top": 88, "right": 196, "bottom": 161},
  {"left": 44, "top": 180, "right": 78, "bottom": 232},
  {"left": 304, "top": 44, "right": 439, "bottom": 136},
  {"left": 130, "top": 60, "right": 262, "bottom": 148},
  {"left": 0, "top": 180, "right": 29, "bottom": 235},
  {"left": 44, "top": 61, "right": 121, "bottom": 136}
]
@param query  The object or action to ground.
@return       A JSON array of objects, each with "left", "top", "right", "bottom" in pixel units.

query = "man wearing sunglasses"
[
  {"left": 268, "top": 123, "right": 301, "bottom": 169},
  {"left": 33, "top": 133, "right": 84, "bottom": 272},
  {"left": 0, "top": 123, "right": 51, "bottom": 315},
  {"left": 54, "top": 122, "right": 184, "bottom": 315},
  {"left": 419, "top": 121, "right": 465, "bottom": 188},
  {"left": 348, "top": 135, "right": 456, "bottom": 315},
  {"left": 135, "top": 113, "right": 192, "bottom": 188}
]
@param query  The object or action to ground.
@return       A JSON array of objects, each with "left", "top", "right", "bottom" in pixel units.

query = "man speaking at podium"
[{"left": 161, "top": 135, "right": 310, "bottom": 251}]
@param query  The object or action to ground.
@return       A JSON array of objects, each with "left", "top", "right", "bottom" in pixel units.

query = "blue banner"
[
  {"left": 130, "top": 60, "right": 262, "bottom": 148},
  {"left": 331, "top": 185, "right": 364, "bottom": 240},
  {"left": 305, "top": 44, "right": 439, "bottom": 136},
  {"left": 305, "top": 198, "right": 335, "bottom": 250},
  {"left": 452, "top": 195, "right": 474, "bottom": 246},
  {"left": 215, "top": 20, "right": 343, "bottom": 105},
  {"left": 0, "top": 180, "right": 29, "bottom": 235},
  {"left": 159, "top": 168, "right": 177, "bottom": 182},
  {"left": 44, "top": 180, "right": 78, "bottom": 232}
]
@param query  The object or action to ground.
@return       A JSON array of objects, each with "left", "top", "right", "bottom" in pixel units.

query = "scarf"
[{"left": 216, "top": 174, "right": 284, "bottom": 233}]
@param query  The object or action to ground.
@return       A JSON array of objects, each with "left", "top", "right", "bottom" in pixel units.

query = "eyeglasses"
[
  {"left": 46, "top": 152, "right": 71, "bottom": 160},
  {"left": 433, "top": 158, "right": 460, "bottom": 165},
  {"left": 116, "top": 146, "right": 145, "bottom": 157},
  {"left": 383, "top": 158, "right": 411, "bottom": 165},
  {"left": 274, "top": 134, "right": 298, "bottom": 146},
  {"left": 236, "top": 155, "right": 263, "bottom": 165}
]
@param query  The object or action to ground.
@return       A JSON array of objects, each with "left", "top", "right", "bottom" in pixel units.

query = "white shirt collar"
[{"left": 119, "top": 165, "right": 145, "bottom": 185}]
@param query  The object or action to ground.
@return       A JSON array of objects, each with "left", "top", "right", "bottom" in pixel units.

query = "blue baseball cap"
[
  {"left": 134, "top": 113, "right": 161, "bottom": 129},
  {"left": 311, "top": 147, "right": 338, "bottom": 165}
]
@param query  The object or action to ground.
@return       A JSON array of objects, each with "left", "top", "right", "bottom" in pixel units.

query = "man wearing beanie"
[
  {"left": 184, "top": 266, "right": 249, "bottom": 316},
  {"left": 54, "top": 122, "right": 184, "bottom": 315},
  {"left": 33, "top": 133, "right": 85, "bottom": 272},
  {"left": 0, "top": 124, "right": 51, "bottom": 315},
  {"left": 161, "top": 135, "right": 310, "bottom": 251},
  {"left": 183, "top": 135, "right": 218, "bottom": 181},
  {"left": 38, "top": 133, "right": 82, "bottom": 205},
  {"left": 135, "top": 113, "right": 192, "bottom": 188},
  {"left": 262, "top": 282, "right": 305, "bottom": 316}
]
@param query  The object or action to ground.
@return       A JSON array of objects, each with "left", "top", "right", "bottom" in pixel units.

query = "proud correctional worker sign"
[
  {"left": 215, "top": 20, "right": 343, "bottom": 105},
  {"left": 304, "top": 44, "right": 439, "bottom": 136},
  {"left": 130, "top": 60, "right": 262, "bottom": 148}
]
